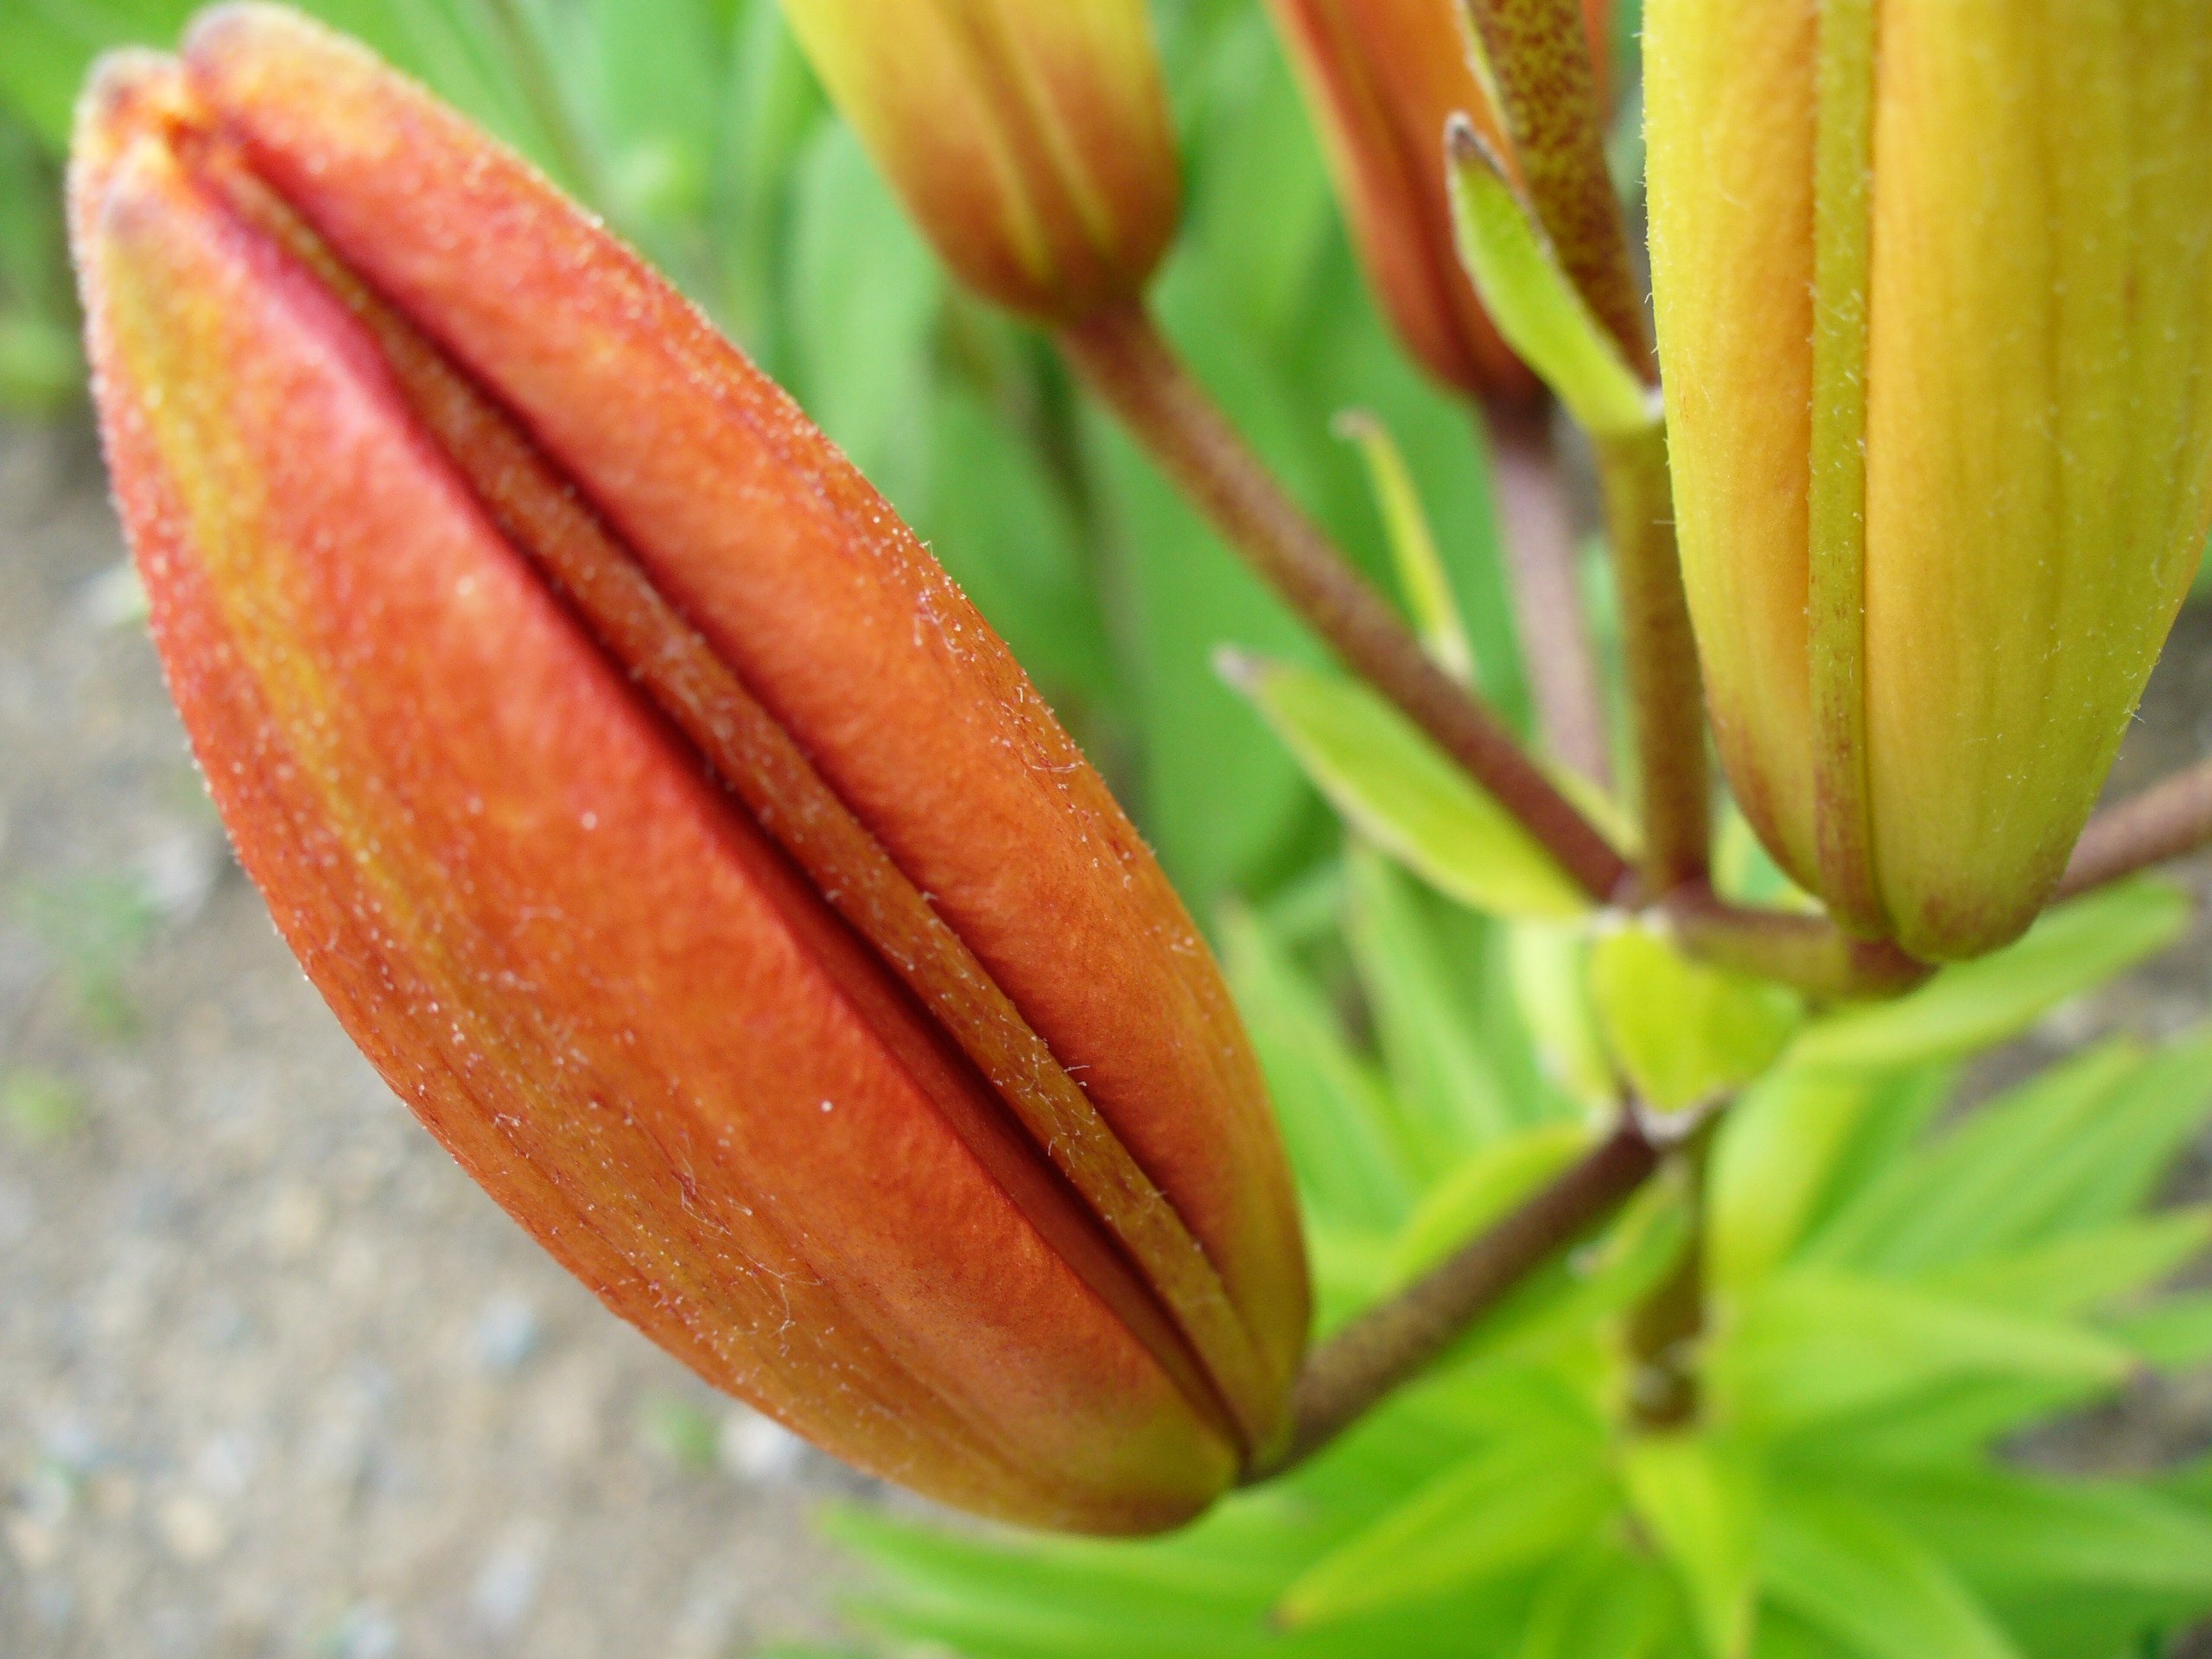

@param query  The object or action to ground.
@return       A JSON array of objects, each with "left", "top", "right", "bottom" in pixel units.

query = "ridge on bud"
[
  {"left": 71, "top": 3, "right": 1306, "bottom": 1533},
  {"left": 778, "top": 0, "right": 1181, "bottom": 321},
  {"left": 1648, "top": 0, "right": 2212, "bottom": 960},
  {"left": 1264, "top": 0, "right": 1610, "bottom": 402}
]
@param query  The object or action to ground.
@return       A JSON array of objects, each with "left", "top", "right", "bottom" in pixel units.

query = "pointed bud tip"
[{"left": 1444, "top": 111, "right": 1510, "bottom": 182}]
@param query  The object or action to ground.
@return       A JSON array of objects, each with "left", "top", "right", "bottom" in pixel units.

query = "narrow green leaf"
[
  {"left": 2108, "top": 1293, "right": 2212, "bottom": 1370},
  {"left": 1922, "top": 1211, "right": 2212, "bottom": 1320},
  {"left": 1387, "top": 1122, "right": 1596, "bottom": 1285},
  {"left": 1621, "top": 1433, "right": 1760, "bottom": 1659},
  {"left": 1278, "top": 1430, "right": 1614, "bottom": 1625},
  {"left": 1222, "top": 904, "right": 1417, "bottom": 1232},
  {"left": 1709, "top": 1068, "right": 1895, "bottom": 1297},
  {"left": 1787, "top": 882, "right": 2188, "bottom": 1074},
  {"left": 1445, "top": 120, "right": 1656, "bottom": 437},
  {"left": 1764, "top": 1491, "right": 2023, "bottom": 1659},
  {"left": 1800, "top": 1041, "right": 2141, "bottom": 1275},
  {"left": 1226, "top": 657, "right": 1587, "bottom": 920},
  {"left": 2034, "top": 1023, "right": 2212, "bottom": 1234},
  {"left": 1864, "top": 1467, "right": 2212, "bottom": 1599},
  {"left": 1717, "top": 1269, "right": 2130, "bottom": 1434},
  {"left": 1590, "top": 921, "right": 1802, "bottom": 1111},
  {"left": 1509, "top": 921, "right": 1618, "bottom": 1108},
  {"left": 1335, "top": 410, "right": 1475, "bottom": 681},
  {"left": 1516, "top": 1541, "right": 1674, "bottom": 1659},
  {"left": 784, "top": 124, "right": 942, "bottom": 502}
]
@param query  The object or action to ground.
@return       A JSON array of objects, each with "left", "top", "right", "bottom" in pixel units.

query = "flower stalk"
[
  {"left": 1484, "top": 396, "right": 1613, "bottom": 789},
  {"left": 1596, "top": 423, "right": 1710, "bottom": 897},
  {"left": 1255, "top": 1111, "right": 1665, "bottom": 1477},
  {"left": 1058, "top": 296, "right": 1635, "bottom": 906}
]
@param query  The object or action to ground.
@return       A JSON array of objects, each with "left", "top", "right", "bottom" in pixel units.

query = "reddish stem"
[
  {"left": 1255, "top": 1114, "right": 1662, "bottom": 1475},
  {"left": 1060, "top": 298, "right": 1633, "bottom": 906},
  {"left": 1483, "top": 396, "right": 1613, "bottom": 791},
  {"left": 2057, "top": 756, "right": 2212, "bottom": 900}
]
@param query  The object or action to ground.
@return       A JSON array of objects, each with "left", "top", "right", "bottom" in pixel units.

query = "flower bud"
[
  {"left": 1648, "top": 0, "right": 2212, "bottom": 959},
  {"left": 73, "top": 4, "right": 1306, "bottom": 1533},
  {"left": 779, "top": 0, "right": 1181, "bottom": 321},
  {"left": 1264, "top": 0, "right": 1609, "bottom": 402}
]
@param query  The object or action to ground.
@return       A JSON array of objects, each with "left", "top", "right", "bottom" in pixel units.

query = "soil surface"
[{"left": 5, "top": 409, "right": 2212, "bottom": 1657}]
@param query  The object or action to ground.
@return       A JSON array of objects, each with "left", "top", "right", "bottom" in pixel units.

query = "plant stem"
[
  {"left": 1595, "top": 425, "right": 1710, "bottom": 895},
  {"left": 1482, "top": 396, "right": 1613, "bottom": 791},
  {"left": 1461, "top": 0, "right": 1654, "bottom": 381},
  {"left": 1663, "top": 886, "right": 1929, "bottom": 1001},
  {"left": 1255, "top": 1114, "right": 1662, "bottom": 1476},
  {"left": 1624, "top": 1119, "right": 1714, "bottom": 1430},
  {"left": 1060, "top": 298, "right": 1633, "bottom": 905},
  {"left": 2056, "top": 755, "right": 2212, "bottom": 900}
]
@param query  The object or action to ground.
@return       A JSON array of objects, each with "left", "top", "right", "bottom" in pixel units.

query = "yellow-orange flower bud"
[
  {"left": 779, "top": 0, "right": 1181, "bottom": 321},
  {"left": 1648, "top": 0, "right": 2212, "bottom": 959}
]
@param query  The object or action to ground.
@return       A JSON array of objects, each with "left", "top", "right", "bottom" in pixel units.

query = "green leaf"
[
  {"left": 1921, "top": 1210, "right": 2212, "bottom": 1320},
  {"left": 1509, "top": 921, "right": 1618, "bottom": 1109},
  {"left": 1222, "top": 904, "right": 1417, "bottom": 1232},
  {"left": 1516, "top": 1541, "right": 1675, "bottom": 1659},
  {"left": 1764, "top": 1491, "right": 2024, "bottom": 1659},
  {"left": 2108, "top": 1293, "right": 2212, "bottom": 1370},
  {"left": 1083, "top": 367, "right": 1313, "bottom": 909},
  {"left": 1445, "top": 121, "right": 1655, "bottom": 437},
  {"left": 1590, "top": 921, "right": 1802, "bottom": 1111},
  {"left": 1716, "top": 1269, "right": 2130, "bottom": 1435},
  {"left": 784, "top": 123, "right": 942, "bottom": 503},
  {"left": 1865, "top": 1468, "right": 2212, "bottom": 1600},
  {"left": 1621, "top": 1433, "right": 1760, "bottom": 1659},
  {"left": 1709, "top": 1068, "right": 1900, "bottom": 1297},
  {"left": 1786, "top": 881, "right": 2188, "bottom": 1074},
  {"left": 1334, "top": 410, "right": 1475, "bottom": 681},
  {"left": 1387, "top": 1122, "right": 1596, "bottom": 1284},
  {"left": 1227, "top": 656, "right": 1586, "bottom": 921},
  {"left": 1278, "top": 1427, "right": 1615, "bottom": 1625},
  {"left": 1345, "top": 845, "right": 1526, "bottom": 1168},
  {"left": 2032, "top": 1023, "right": 2212, "bottom": 1234},
  {"left": 1799, "top": 1041, "right": 2141, "bottom": 1275}
]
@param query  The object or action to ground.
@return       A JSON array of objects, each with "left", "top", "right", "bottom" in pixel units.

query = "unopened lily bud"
[
  {"left": 779, "top": 0, "right": 1180, "bottom": 321},
  {"left": 73, "top": 4, "right": 1306, "bottom": 1532},
  {"left": 1265, "top": 0, "right": 1608, "bottom": 402},
  {"left": 1648, "top": 0, "right": 2212, "bottom": 959}
]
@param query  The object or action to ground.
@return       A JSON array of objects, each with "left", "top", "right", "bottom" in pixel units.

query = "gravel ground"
[{"left": 5, "top": 406, "right": 2212, "bottom": 1657}]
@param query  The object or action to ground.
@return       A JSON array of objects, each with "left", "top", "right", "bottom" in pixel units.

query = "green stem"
[
  {"left": 1624, "top": 1118, "right": 1716, "bottom": 1430},
  {"left": 1059, "top": 297, "right": 1635, "bottom": 906}
]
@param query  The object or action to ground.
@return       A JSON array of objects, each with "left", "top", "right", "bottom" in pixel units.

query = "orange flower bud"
[
  {"left": 779, "top": 0, "right": 1181, "bottom": 322},
  {"left": 1264, "top": 0, "right": 1609, "bottom": 401},
  {"left": 72, "top": 4, "right": 1306, "bottom": 1534}
]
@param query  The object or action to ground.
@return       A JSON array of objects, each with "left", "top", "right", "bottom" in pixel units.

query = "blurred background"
[{"left": 4, "top": 1, "right": 2212, "bottom": 1655}]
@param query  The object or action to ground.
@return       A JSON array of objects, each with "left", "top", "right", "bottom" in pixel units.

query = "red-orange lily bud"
[
  {"left": 71, "top": 3, "right": 1307, "bottom": 1535},
  {"left": 779, "top": 0, "right": 1182, "bottom": 322},
  {"left": 1264, "top": 0, "right": 1609, "bottom": 402}
]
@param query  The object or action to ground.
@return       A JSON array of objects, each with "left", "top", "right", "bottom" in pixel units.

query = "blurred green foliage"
[{"left": 0, "top": 0, "right": 1551, "bottom": 916}]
